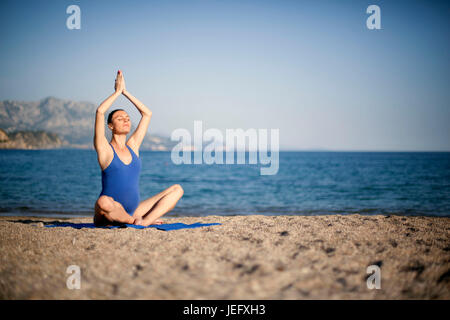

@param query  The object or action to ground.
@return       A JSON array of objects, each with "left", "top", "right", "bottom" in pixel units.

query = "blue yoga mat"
[{"left": 44, "top": 222, "right": 221, "bottom": 231}]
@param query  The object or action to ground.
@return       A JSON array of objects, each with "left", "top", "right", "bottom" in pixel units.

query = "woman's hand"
[
  {"left": 114, "top": 70, "right": 126, "bottom": 94},
  {"left": 133, "top": 217, "right": 145, "bottom": 226}
]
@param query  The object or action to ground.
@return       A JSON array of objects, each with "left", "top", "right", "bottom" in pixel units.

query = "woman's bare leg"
[
  {"left": 133, "top": 184, "right": 184, "bottom": 226},
  {"left": 94, "top": 195, "right": 135, "bottom": 226}
]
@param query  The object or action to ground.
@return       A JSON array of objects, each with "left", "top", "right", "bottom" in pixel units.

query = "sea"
[{"left": 0, "top": 150, "right": 449, "bottom": 218}]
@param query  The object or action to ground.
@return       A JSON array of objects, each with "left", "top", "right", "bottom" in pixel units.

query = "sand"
[{"left": 0, "top": 214, "right": 449, "bottom": 299}]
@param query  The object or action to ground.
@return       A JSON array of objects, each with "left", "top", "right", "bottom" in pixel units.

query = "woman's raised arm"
[
  {"left": 123, "top": 89, "right": 152, "bottom": 150},
  {"left": 93, "top": 71, "right": 123, "bottom": 149}
]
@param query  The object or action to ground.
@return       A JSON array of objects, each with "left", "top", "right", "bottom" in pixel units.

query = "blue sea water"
[{"left": 0, "top": 150, "right": 449, "bottom": 218}]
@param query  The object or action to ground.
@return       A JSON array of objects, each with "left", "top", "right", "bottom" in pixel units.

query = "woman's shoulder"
[{"left": 126, "top": 140, "right": 140, "bottom": 158}]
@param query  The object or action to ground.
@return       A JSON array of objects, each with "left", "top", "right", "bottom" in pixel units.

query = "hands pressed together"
[{"left": 114, "top": 70, "right": 127, "bottom": 94}]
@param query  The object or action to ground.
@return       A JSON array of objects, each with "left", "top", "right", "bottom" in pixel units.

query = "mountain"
[
  {"left": 0, "top": 96, "right": 177, "bottom": 150},
  {"left": 0, "top": 128, "right": 65, "bottom": 149}
]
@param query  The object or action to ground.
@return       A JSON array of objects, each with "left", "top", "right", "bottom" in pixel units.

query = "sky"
[{"left": 0, "top": 0, "right": 449, "bottom": 151}]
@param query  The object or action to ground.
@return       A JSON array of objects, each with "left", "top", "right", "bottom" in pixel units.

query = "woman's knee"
[
  {"left": 97, "top": 195, "right": 115, "bottom": 212},
  {"left": 172, "top": 184, "right": 184, "bottom": 196}
]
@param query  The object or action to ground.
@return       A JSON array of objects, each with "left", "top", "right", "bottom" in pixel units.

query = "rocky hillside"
[
  {"left": 0, "top": 96, "right": 176, "bottom": 150},
  {"left": 0, "top": 128, "right": 66, "bottom": 149}
]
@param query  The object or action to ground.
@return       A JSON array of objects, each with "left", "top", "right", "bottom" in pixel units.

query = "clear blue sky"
[{"left": 0, "top": 0, "right": 449, "bottom": 151}]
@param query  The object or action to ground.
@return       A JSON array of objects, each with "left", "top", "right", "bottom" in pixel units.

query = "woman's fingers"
[
  {"left": 114, "top": 71, "right": 123, "bottom": 92},
  {"left": 113, "top": 70, "right": 125, "bottom": 93},
  {"left": 120, "top": 73, "right": 126, "bottom": 92}
]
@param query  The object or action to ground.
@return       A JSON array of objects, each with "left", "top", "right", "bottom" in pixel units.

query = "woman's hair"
[{"left": 107, "top": 109, "right": 125, "bottom": 124}]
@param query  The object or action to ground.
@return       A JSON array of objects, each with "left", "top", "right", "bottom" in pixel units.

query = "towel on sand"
[{"left": 44, "top": 222, "right": 221, "bottom": 231}]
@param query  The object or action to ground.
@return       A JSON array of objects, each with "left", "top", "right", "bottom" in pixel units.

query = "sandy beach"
[{"left": 0, "top": 214, "right": 449, "bottom": 299}]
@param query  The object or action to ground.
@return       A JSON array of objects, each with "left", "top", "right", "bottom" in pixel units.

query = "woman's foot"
[{"left": 133, "top": 217, "right": 164, "bottom": 226}]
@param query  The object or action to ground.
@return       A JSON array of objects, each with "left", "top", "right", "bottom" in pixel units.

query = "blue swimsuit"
[{"left": 99, "top": 142, "right": 141, "bottom": 216}]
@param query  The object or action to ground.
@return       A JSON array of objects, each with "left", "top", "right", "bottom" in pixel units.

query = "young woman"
[{"left": 93, "top": 70, "right": 184, "bottom": 227}]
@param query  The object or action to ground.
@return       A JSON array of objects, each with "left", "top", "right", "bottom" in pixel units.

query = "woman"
[{"left": 93, "top": 70, "right": 184, "bottom": 227}]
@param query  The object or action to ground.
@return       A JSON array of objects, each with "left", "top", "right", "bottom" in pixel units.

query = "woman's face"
[{"left": 109, "top": 111, "right": 131, "bottom": 134}]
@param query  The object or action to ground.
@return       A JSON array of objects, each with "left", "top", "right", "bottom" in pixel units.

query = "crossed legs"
[{"left": 94, "top": 184, "right": 184, "bottom": 227}]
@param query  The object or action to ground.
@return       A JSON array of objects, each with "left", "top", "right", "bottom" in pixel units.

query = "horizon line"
[{"left": 1, "top": 96, "right": 449, "bottom": 153}]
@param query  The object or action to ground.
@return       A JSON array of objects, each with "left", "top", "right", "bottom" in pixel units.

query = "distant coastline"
[
  {"left": 0, "top": 96, "right": 177, "bottom": 151},
  {"left": 0, "top": 128, "right": 178, "bottom": 150},
  {"left": 0, "top": 128, "right": 64, "bottom": 149}
]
